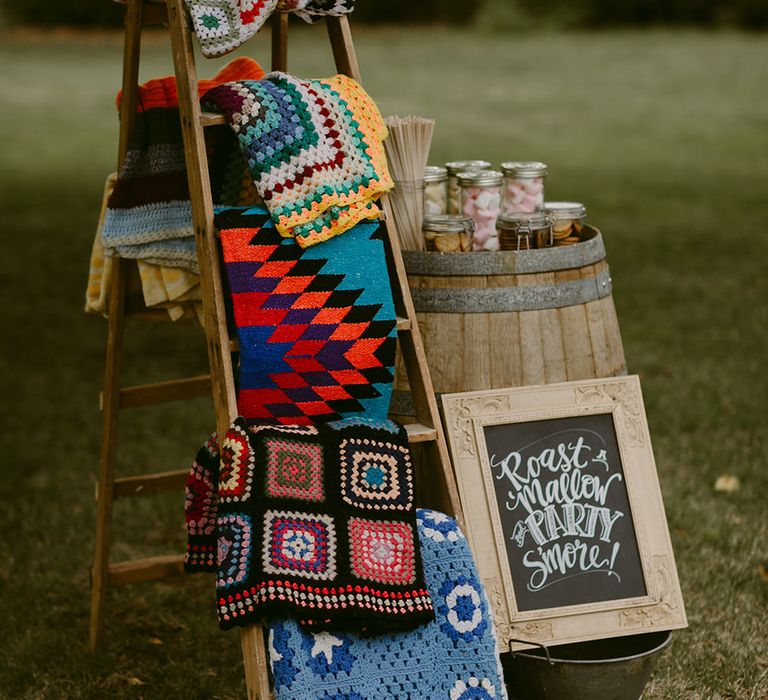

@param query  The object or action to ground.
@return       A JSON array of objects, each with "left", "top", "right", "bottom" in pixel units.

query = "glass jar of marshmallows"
[
  {"left": 457, "top": 169, "right": 503, "bottom": 251},
  {"left": 445, "top": 160, "right": 491, "bottom": 215},
  {"left": 500, "top": 161, "right": 548, "bottom": 214},
  {"left": 423, "top": 166, "right": 448, "bottom": 216}
]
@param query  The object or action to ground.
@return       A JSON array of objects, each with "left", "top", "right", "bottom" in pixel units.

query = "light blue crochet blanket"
[{"left": 268, "top": 509, "right": 508, "bottom": 700}]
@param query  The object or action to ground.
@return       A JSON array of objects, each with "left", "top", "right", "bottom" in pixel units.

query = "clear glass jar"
[
  {"left": 458, "top": 170, "right": 503, "bottom": 251},
  {"left": 422, "top": 214, "right": 475, "bottom": 252},
  {"left": 423, "top": 165, "right": 448, "bottom": 216},
  {"left": 497, "top": 212, "right": 552, "bottom": 250},
  {"left": 542, "top": 201, "right": 586, "bottom": 245},
  {"left": 445, "top": 160, "right": 491, "bottom": 215},
  {"left": 500, "top": 161, "right": 548, "bottom": 215}
]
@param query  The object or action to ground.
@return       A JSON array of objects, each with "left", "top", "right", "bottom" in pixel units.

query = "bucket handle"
[{"left": 508, "top": 638, "right": 554, "bottom": 666}]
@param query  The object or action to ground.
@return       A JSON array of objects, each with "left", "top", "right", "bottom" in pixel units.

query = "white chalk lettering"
[
  {"left": 522, "top": 539, "right": 621, "bottom": 591},
  {"left": 491, "top": 429, "right": 628, "bottom": 592}
]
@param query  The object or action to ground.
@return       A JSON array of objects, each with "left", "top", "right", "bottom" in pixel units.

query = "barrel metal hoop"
[
  {"left": 410, "top": 268, "right": 613, "bottom": 314},
  {"left": 403, "top": 227, "right": 606, "bottom": 276}
]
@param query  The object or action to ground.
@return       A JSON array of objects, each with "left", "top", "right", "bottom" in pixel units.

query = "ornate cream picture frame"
[{"left": 441, "top": 375, "right": 687, "bottom": 649}]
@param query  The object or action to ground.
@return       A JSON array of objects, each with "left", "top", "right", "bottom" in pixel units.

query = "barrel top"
[{"left": 404, "top": 226, "right": 606, "bottom": 276}]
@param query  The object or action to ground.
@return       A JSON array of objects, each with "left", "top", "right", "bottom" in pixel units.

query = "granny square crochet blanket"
[
  {"left": 185, "top": 417, "right": 434, "bottom": 632},
  {"left": 268, "top": 509, "right": 508, "bottom": 700},
  {"left": 216, "top": 205, "right": 396, "bottom": 424},
  {"left": 186, "top": 0, "right": 355, "bottom": 58},
  {"left": 204, "top": 73, "right": 393, "bottom": 247}
]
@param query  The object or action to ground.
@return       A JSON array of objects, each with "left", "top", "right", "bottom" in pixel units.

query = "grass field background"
[{"left": 1, "top": 25, "right": 767, "bottom": 699}]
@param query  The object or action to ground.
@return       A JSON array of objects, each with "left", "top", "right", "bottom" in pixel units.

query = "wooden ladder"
[{"left": 90, "top": 1, "right": 464, "bottom": 696}]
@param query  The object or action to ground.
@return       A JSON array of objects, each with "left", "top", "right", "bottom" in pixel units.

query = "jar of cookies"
[
  {"left": 422, "top": 215, "right": 474, "bottom": 252},
  {"left": 458, "top": 170, "right": 503, "bottom": 251},
  {"left": 542, "top": 201, "right": 586, "bottom": 245},
  {"left": 445, "top": 160, "right": 491, "bottom": 214},
  {"left": 423, "top": 166, "right": 448, "bottom": 216},
  {"left": 500, "top": 161, "right": 547, "bottom": 214},
  {"left": 497, "top": 211, "right": 551, "bottom": 250}
]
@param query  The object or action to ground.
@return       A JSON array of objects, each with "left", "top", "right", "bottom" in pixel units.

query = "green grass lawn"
[{"left": 1, "top": 24, "right": 767, "bottom": 700}]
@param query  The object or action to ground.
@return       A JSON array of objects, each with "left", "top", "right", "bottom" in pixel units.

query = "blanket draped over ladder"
[
  {"left": 203, "top": 72, "right": 393, "bottom": 248},
  {"left": 216, "top": 205, "right": 397, "bottom": 424},
  {"left": 185, "top": 418, "right": 434, "bottom": 632}
]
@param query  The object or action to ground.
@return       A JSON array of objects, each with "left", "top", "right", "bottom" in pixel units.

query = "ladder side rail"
[
  {"left": 89, "top": 0, "right": 145, "bottom": 652},
  {"left": 117, "top": 0, "right": 145, "bottom": 167},
  {"left": 272, "top": 12, "right": 289, "bottom": 71},
  {"left": 166, "top": 0, "right": 238, "bottom": 441},
  {"left": 166, "top": 2, "right": 273, "bottom": 697},
  {"left": 325, "top": 16, "right": 361, "bottom": 82},
  {"left": 380, "top": 198, "right": 465, "bottom": 529}
]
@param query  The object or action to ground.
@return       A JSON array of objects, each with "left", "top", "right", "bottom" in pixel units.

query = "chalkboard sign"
[
  {"left": 483, "top": 413, "right": 647, "bottom": 612},
  {"left": 441, "top": 377, "right": 687, "bottom": 649}
]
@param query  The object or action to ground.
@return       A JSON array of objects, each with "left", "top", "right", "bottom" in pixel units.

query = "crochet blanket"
[
  {"left": 101, "top": 57, "right": 264, "bottom": 272},
  {"left": 86, "top": 173, "right": 203, "bottom": 322},
  {"left": 186, "top": 0, "right": 355, "bottom": 58},
  {"left": 185, "top": 417, "right": 434, "bottom": 632},
  {"left": 204, "top": 73, "right": 392, "bottom": 247},
  {"left": 216, "top": 205, "right": 396, "bottom": 424},
  {"left": 268, "top": 509, "right": 508, "bottom": 700}
]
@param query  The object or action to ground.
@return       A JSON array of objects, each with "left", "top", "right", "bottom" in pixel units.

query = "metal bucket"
[{"left": 503, "top": 631, "right": 673, "bottom": 700}]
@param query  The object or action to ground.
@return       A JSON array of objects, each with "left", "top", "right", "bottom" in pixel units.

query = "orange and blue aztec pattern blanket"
[{"left": 216, "top": 205, "right": 396, "bottom": 424}]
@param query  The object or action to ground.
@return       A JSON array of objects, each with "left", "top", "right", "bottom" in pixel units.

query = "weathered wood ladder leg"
[
  {"left": 89, "top": 0, "right": 143, "bottom": 653},
  {"left": 166, "top": 1, "right": 272, "bottom": 697}
]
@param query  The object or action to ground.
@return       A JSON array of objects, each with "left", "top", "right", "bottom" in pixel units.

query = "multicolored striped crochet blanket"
[
  {"left": 216, "top": 205, "right": 396, "bottom": 424},
  {"left": 186, "top": 0, "right": 355, "bottom": 58},
  {"left": 101, "top": 57, "right": 264, "bottom": 271},
  {"left": 185, "top": 417, "right": 434, "bottom": 632},
  {"left": 268, "top": 509, "right": 508, "bottom": 700},
  {"left": 204, "top": 73, "right": 392, "bottom": 248}
]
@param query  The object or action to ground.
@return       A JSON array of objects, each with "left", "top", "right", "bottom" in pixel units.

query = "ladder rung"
[
  {"left": 113, "top": 468, "right": 189, "bottom": 499},
  {"left": 201, "top": 112, "right": 225, "bottom": 127},
  {"left": 108, "top": 554, "right": 185, "bottom": 586},
  {"left": 405, "top": 422, "right": 437, "bottom": 443},
  {"left": 108, "top": 375, "right": 212, "bottom": 410}
]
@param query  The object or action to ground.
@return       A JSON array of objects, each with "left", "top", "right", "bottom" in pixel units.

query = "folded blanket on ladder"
[
  {"left": 101, "top": 57, "right": 264, "bottom": 272},
  {"left": 185, "top": 417, "right": 435, "bottom": 633}
]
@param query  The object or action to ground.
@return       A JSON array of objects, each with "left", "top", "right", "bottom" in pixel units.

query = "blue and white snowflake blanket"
[{"left": 268, "top": 509, "right": 507, "bottom": 700}]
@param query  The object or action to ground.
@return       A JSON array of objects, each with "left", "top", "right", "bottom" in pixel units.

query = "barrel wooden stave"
[{"left": 395, "top": 228, "right": 626, "bottom": 400}]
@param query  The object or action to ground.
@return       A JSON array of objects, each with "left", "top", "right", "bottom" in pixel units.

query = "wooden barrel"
[{"left": 394, "top": 227, "right": 625, "bottom": 407}]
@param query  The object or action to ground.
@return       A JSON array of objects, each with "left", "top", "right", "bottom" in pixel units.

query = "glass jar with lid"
[
  {"left": 497, "top": 211, "right": 552, "bottom": 250},
  {"left": 422, "top": 214, "right": 474, "bottom": 252},
  {"left": 542, "top": 201, "right": 586, "bottom": 245},
  {"left": 500, "top": 161, "right": 548, "bottom": 215},
  {"left": 457, "top": 169, "right": 503, "bottom": 251},
  {"left": 445, "top": 160, "right": 491, "bottom": 214},
  {"left": 423, "top": 166, "right": 448, "bottom": 216}
]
